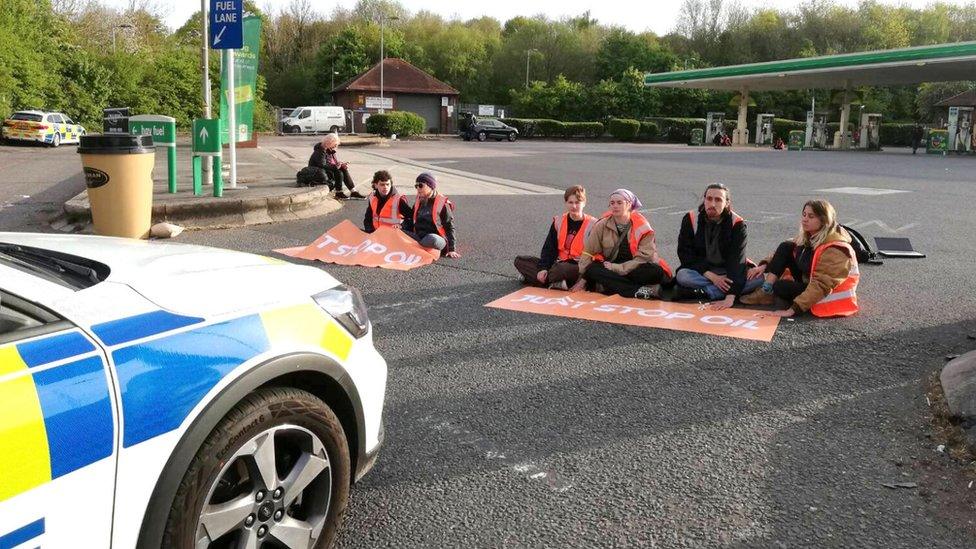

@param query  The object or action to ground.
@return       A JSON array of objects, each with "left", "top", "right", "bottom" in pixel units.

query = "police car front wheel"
[
  {"left": 162, "top": 387, "right": 352, "bottom": 549},
  {"left": 51, "top": 132, "right": 61, "bottom": 147}
]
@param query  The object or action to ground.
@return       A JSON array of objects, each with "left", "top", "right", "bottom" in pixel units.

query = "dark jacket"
[
  {"left": 538, "top": 216, "right": 584, "bottom": 269},
  {"left": 677, "top": 206, "right": 749, "bottom": 295},
  {"left": 412, "top": 193, "right": 456, "bottom": 253},
  {"left": 363, "top": 188, "right": 413, "bottom": 233},
  {"left": 308, "top": 143, "right": 340, "bottom": 170}
]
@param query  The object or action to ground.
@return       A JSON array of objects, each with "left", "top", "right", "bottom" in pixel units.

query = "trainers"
[
  {"left": 349, "top": 190, "right": 367, "bottom": 199},
  {"left": 739, "top": 288, "right": 775, "bottom": 306},
  {"left": 334, "top": 191, "right": 348, "bottom": 199},
  {"left": 673, "top": 286, "right": 710, "bottom": 301},
  {"left": 548, "top": 280, "right": 569, "bottom": 291},
  {"left": 633, "top": 284, "right": 661, "bottom": 300}
]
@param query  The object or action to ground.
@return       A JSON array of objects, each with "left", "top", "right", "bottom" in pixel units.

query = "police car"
[
  {"left": 0, "top": 233, "right": 387, "bottom": 548},
  {"left": 1, "top": 110, "right": 86, "bottom": 147}
]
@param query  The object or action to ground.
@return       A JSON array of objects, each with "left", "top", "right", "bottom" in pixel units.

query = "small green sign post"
[
  {"left": 130, "top": 115, "right": 177, "bottom": 193},
  {"left": 192, "top": 118, "right": 223, "bottom": 197}
]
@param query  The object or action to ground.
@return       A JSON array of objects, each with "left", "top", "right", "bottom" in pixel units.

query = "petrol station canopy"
[{"left": 644, "top": 42, "right": 976, "bottom": 91}]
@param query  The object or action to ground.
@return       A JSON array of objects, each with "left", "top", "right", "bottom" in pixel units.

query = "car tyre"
[
  {"left": 329, "top": 126, "right": 340, "bottom": 134},
  {"left": 508, "top": 132, "right": 517, "bottom": 142},
  {"left": 161, "top": 387, "right": 351, "bottom": 549},
  {"left": 51, "top": 132, "right": 61, "bottom": 148},
  {"left": 477, "top": 131, "right": 487, "bottom": 142},
  {"left": 288, "top": 125, "right": 301, "bottom": 134}
]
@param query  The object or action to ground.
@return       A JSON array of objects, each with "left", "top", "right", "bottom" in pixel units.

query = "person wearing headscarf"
[
  {"left": 308, "top": 132, "right": 364, "bottom": 199},
  {"left": 407, "top": 172, "right": 459, "bottom": 258},
  {"left": 739, "top": 199, "right": 859, "bottom": 318},
  {"left": 570, "top": 189, "right": 672, "bottom": 299}
]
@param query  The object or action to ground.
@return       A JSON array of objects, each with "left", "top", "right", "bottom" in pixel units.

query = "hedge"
[
  {"left": 365, "top": 111, "right": 426, "bottom": 137},
  {"left": 500, "top": 118, "right": 604, "bottom": 138},
  {"left": 638, "top": 121, "right": 659, "bottom": 140},
  {"left": 645, "top": 117, "right": 706, "bottom": 143},
  {"left": 608, "top": 118, "right": 640, "bottom": 140}
]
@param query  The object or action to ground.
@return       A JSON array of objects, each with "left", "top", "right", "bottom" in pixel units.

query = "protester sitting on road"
[
  {"left": 674, "top": 183, "right": 762, "bottom": 310},
  {"left": 514, "top": 185, "right": 596, "bottom": 290},
  {"left": 739, "top": 199, "right": 859, "bottom": 318},
  {"left": 773, "top": 137, "right": 785, "bottom": 150},
  {"left": 408, "top": 172, "right": 459, "bottom": 258},
  {"left": 363, "top": 170, "right": 412, "bottom": 233},
  {"left": 570, "top": 189, "right": 672, "bottom": 299},
  {"left": 308, "top": 133, "right": 364, "bottom": 200}
]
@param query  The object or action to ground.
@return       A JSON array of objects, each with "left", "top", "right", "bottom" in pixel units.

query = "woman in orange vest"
[
  {"left": 407, "top": 172, "right": 459, "bottom": 258},
  {"left": 514, "top": 185, "right": 596, "bottom": 290},
  {"left": 570, "top": 189, "right": 672, "bottom": 299},
  {"left": 363, "top": 170, "right": 412, "bottom": 233},
  {"left": 739, "top": 199, "right": 859, "bottom": 318}
]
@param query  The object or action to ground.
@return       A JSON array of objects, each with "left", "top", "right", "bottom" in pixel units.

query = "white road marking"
[
  {"left": 848, "top": 220, "right": 919, "bottom": 234},
  {"left": 814, "top": 186, "right": 910, "bottom": 196}
]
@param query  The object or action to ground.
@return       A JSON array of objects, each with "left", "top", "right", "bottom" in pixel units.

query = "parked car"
[
  {"left": 282, "top": 106, "right": 346, "bottom": 134},
  {"left": 1, "top": 110, "right": 86, "bottom": 147},
  {"left": 0, "top": 233, "right": 387, "bottom": 549},
  {"left": 463, "top": 118, "right": 518, "bottom": 142}
]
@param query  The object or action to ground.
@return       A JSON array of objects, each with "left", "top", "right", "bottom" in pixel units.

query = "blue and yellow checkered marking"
[
  {"left": 0, "top": 303, "right": 354, "bottom": 502},
  {"left": 0, "top": 332, "right": 112, "bottom": 503},
  {"left": 0, "top": 518, "right": 44, "bottom": 549}
]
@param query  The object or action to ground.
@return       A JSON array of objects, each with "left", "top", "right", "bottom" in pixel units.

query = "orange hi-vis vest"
[
  {"left": 554, "top": 213, "right": 596, "bottom": 261},
  {"left": 413, "top": 193, "right": 451, "bottom": 238},
  {"left": 369, "top": 193, "right": 404, "bottom": 228},
  {"left": 687, "top": 209, "right": 743, "bottom": 234},
  {"left": 594, "top": 212, "right": 673, "bottom": 277},
  {"left": 808, "top": 241, "right": 860, "bottom": 317}
]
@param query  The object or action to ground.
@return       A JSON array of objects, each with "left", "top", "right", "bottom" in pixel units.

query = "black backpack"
[
  {"left": 841, "top": 224, "right": 883, "bottom": 265},
  {"left": 296, "top": 166, "right": 329, "bottom": 187}
]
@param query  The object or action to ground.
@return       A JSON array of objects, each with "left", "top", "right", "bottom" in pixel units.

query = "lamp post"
[
  {"left": 330, "top": 44, "right": 337, "bottom": 91},
  {"left": 525, "top": 48, "right": 538, "bottom": 89},
  {"left": 112, "top": 23, "right": 133, "bottom": 53},
  {"left": 379, "top": 14, "right": 399, "bottom": 114}
]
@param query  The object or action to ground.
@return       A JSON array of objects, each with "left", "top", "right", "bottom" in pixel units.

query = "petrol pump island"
[{"left": 644, "top": 41, "right": 976, "bottom": 155}]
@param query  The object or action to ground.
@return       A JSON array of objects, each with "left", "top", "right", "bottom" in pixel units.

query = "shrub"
[
  {"left": 645, "top": 117, "right": 705, "bottom": 143},
  {"left": 608, "top": 118, "right": 640, "bottom": 140},
  {"left": 637, "top": 121, "right": 659, "bottom": 140},
  {"left": 500, "top": 118, "right": 537, "bottom": 138},
  {"left": 772, "top": 118, "right": 806, "bottom": 141},
  {"left": 563, "top": 121, "right": 604, "bottom": 138},
  {"left": 365, "top": 111, "right": 426, "bottom": 137},
  {"left": 535, "top": 119, "right": 565, "bottom": 137}
]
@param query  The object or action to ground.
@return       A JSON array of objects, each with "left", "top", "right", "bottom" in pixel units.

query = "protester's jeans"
[
  {"left": 513, "top": 256, "right": 580, "bottom": 287},
  {"left": 324, "top": 166, "right": 355, "bottom": 191},
  {"left": 675, "top": 268, "right": 763, "bottom": 300},
  {"left": 406, "top": 231, "right": 446, "bottom": 250},
  {"left": 583, "top": 262, "right": 668, "bottom": 298}
]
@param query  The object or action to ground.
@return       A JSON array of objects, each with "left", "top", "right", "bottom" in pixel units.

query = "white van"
[{"left": 282, "top": 106, "right": 346, "bottom": 134}]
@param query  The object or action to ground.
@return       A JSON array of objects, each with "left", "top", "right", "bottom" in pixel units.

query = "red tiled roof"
[{"left": 332, "top": 58, "right": 460, "bottom": 95}]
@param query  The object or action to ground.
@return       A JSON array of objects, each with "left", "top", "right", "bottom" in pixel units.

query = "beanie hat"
[{"left": 416, "top": 172, "right": 437, "bottom": 189}]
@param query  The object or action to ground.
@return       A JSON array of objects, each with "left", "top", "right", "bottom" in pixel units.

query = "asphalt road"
[{"left": 4, "top": 136, "right": 976, "bottom": 547}]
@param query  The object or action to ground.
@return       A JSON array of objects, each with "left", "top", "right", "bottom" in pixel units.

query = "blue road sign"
[{"left": 209, "top": 0, "right": 242, "bottom": 49}]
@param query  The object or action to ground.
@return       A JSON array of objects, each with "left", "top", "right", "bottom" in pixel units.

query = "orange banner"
[
  {"left": 274, "top": 220, "right": 440, "bottom": 271},
  {"left": 485, "top": 287, "right": 780, "bottom": 341}
]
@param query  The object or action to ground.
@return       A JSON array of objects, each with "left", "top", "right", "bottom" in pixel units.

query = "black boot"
[{"left": 673, "top": 285, "right": 710, "bottom": 301}]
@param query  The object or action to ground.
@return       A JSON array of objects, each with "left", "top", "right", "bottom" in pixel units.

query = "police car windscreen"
[{"left": 11, "top": 112, "right": 43, "bottom": 122}]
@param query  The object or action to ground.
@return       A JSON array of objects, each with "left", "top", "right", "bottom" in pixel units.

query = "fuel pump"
[
  {"left": 859, "top": 113, "right": 882, "bottom": 150},
  {"left": 948, "top": 106, "right": 974, "bottom": 153},
  {"left": 755, "top": 113, "right": 774, "bottom": 146},
  {"left": 705, "top": 112, "right": 726, "bottom": 145},
  {"left": 805, "top": 111, "right": 828, "bottom": 149}
]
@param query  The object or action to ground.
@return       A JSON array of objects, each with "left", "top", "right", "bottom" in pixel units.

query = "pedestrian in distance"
[
  {"left": 739, "top": 199, "right": 860, "bottom": 318},
  {"left": 308, "top": 133, "right": 365, "bottom": 200},
  {"left": 514, "top": 185, "right": 596, "bottom": 290},
  {"left": 363, "top": 170, "right": 412, "bottom": 233},
  {"left": 408, "top": 172, "right": 460, "bottom": 258},
  {"left": 911, "top": 124, "right": 925, "bottom": 154},
  {"left": 673, "top": 183, "right": 763, "bottom": 310},
  {"left": 571, "top": 189, "right": 672, "bottom": 300}
]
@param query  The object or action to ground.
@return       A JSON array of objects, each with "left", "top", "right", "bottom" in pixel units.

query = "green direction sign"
[
  {"left": 220, "top": 15, "right": 262, "bottom": 143},
  {"left": 129, "top": 115, "right": 176, "bottom": 146},
  {"left": 193, "top": 118, "right": 222, "bottom": 154}
]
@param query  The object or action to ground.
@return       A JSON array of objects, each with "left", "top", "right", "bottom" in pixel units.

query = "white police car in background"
[{"left": 0, "top": 233, "right": 386, "bottom": 549}]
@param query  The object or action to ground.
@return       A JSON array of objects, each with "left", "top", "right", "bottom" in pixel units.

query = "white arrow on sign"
[
  {"left": 213, "top": 25, "right": 226, "bottom": 46},
  {"left": 199, "top": 126, "right": 209, "bottom": 143}
]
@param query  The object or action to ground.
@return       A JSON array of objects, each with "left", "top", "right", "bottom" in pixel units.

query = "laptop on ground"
[{"left": 874, "top": 237, "right": 925, "bottom": 258}]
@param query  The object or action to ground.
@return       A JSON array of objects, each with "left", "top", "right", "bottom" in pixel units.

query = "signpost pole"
[
  {"left": 201, "top": 0, "right": 212, "bottom": 186},
  {"left": 227, "top": 48, "right": 237, "bottom": 189}
]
